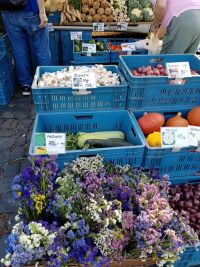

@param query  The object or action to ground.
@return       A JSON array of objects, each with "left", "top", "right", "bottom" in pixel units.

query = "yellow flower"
[
  {"left": 32, "top": 194, "right": 46, "bottom": 214},
  {"left": 17, "top": 192, "right": 22, "bottom": 197}
]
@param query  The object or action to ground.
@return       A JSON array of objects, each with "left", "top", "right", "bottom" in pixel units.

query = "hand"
[
  {"left": 150, "top": 22, "right": 160, "bottom": 34},
  {"left": 39, "top": 12, "right": 48, "bottom": 28}
]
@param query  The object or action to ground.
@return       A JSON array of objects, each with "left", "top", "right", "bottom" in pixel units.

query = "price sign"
[
  {"left": 121, "top": 43, "right": 136, "bottom": 52},
  {"left": 72, "top": 72, "right": 96, "bottom": 89},
  {"left": 166, "top": 62, "right": 191, "bottom": 78},
  {"left": 45, "top": 133, "right": 66, "bottom": 154},
  {"left": 48, "top": 23, "right": 54, "bottom": 32},
  {"left": 188, "top": 125, "right": 200, "bottom": 147},
  {"left": 161, "top": 127, "right": 188, "bottom": 148},
  {"left": 82, "top": 43, "right": 96, "bottom": 53},
  {"left": 35, "top": 133, "right": 47, "bottom": 155},
  {"left": 117, "top": 22, "right": 128, "bottom": 31},
  {"left": 93, "top": 23, "right": 104, "bottom": 32},
  {"left": 70, "top": 31, "right": 82, "bottom": 40}
]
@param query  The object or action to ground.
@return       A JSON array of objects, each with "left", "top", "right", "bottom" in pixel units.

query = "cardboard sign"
[
  {"left": 45, "top": 133, "right": 66, "bottom": 154},
  {"left": 121, "top": 43, "right": 136, "bottom": 52},
  {"left": 93, "top": 23, "right": 104, "bottom": 32},
  {"left": 117, "top": 22, "right": 128, "bottom": 31},
  {"left": 161, "top": 127, "right": 188, "bottom": 148},
  {"left": 166, "top": 62, "right": 191, "bottom": 78},
  {"left": 82, "top": 43, "right": 96, "bottom": 53},
  {"left": 188, "top": 125, "right": 200, "bottom": 147},
  {"left": 70, "top": 31, "right": 82, "bottom": 40},
  {"left": 72, "top": 72, "right": 96, "bottom": 89}
]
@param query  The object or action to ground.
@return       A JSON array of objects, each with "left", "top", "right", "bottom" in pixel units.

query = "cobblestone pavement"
[{"left": 0, "top": 90, "right": 35, "bottom": 260}]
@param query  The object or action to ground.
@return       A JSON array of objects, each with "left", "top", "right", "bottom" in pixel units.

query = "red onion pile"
[
  {"left": 131, "top": 64, "right": 199, "bottom": 77},
  {"left": 169, "top": 183, "right": 200, "bottom": 237}
]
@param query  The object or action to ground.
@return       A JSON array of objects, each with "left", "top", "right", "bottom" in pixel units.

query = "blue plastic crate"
[
  {"left": 119, "top": 54, "right": 200, "bottom": 112},
  {"left": 0, "top": 70, "right": 15, "bottom": 105},
  {"left": 32, "top": 65, "right": 128, "bottom": 112},
  {"left": 29, "top": 110, "right": 145, "bottom": 170},
  {"left": 131, "top": 109, "right": 200, "bottom": 178},
  {"left": 73, "top": 39, "right": 110, "bottom": 65},
  {"left": 49, "top": 31, "right": 61, "bottom": 65},
  {"left": 173, "top": 246, "right": 200, "bottom": 267},
  {"left": 47, "top": 12, "right": 61, "bottom": 24},
  {"left": 61, "top": 30, "right": 92, "bottom": 65},
  {"left": 106, "top": 38, "right": 147, "bottom": 63},
  {"left": 0, "top": 53, "right": 11, "bottom": 83}
]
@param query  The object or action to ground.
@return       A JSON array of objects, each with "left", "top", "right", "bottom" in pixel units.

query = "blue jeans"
[{"left": 1, "top": 11, "right": 51, "bottom": 87}]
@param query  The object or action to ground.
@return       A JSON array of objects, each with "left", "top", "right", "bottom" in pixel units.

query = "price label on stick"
[
  {"left": 188, "top": 125, "right": 200, "bottom": 147},
  {"left": 161, "top": 127, "right": 188, "bottom": 148},
  {"left": 82, "top": 43, "right": 96, "bottom": 53},
  {"left": 166, "top": 62, "right": 192, "bottom": 78},
  {"left": 45, "top": 133, "right": 66, "bottom": 155},
  {"left": 121, "top": 43, "right": 136, "bottom": 52},
  {"left": 72, "top": 72, "right": 96, "bottom": 90},
  {"left": 70, "top": 31, "right": 82, "bottom": 40},
  {"left": 117, "top": 22, "right": 128, "bottom": 31},
  {"left": 93, "top": 23, "right": 104, "bottom": 32}
]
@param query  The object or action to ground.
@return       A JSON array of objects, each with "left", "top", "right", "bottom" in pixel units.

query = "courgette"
[{"left": 83, "top": 138, "right": 133, "bottom": 149}]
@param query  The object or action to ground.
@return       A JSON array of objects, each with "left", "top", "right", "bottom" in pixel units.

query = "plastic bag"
[{"left": 147, "top": 33, "right": 163, "bottom": 54}]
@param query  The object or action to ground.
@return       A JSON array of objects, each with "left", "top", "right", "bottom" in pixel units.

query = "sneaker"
[{"left": 22, "top": 86, "right": 31, "bottom": 96}]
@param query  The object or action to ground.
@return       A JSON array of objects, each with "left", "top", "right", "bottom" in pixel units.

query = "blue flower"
[{"left": 67, "top": 230, "right": 75, "bottom": 239}]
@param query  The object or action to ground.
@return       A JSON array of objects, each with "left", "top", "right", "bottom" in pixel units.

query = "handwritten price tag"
[
  {"left": 188, "top": 125, "right": 200, "bottom": 147},
  {"left": 45, "top": 133, "right": 66, "bottom": 154},
  {"left": 161, "top": 127, "right": 188, "bottom": 148},
  {"left": 93, "top": 23, "right": 104, "bottom": 32},
  {"left": 117, "top": 22, "right": 128, "bottom": 31},
  {"left": 121, "top": 43, "right": 136, "bottom": 52},
  {"left": 70, "top": 32, "right": 82, "bottom": 40},
  {"left": 72, "top": 72, "right": 96, "bottom": 89},
  {"left": 166, "top": 62, "right": 191, "bottom": 78},
  {"left": 82, "top": 43, "right": 96, "bottom": 53}
]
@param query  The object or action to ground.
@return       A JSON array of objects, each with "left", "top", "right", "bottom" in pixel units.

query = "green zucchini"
[{"left": 83, "top": 138, "right": 133, "bottom": 149}]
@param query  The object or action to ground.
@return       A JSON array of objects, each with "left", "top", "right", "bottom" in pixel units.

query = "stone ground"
[{"left": 0, "top": 89, "right": 34, "bottom": 260}]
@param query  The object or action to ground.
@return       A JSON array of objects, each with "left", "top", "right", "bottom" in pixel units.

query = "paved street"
[{"left": 0, "top": 90, "right": 35, "bottom": 260}]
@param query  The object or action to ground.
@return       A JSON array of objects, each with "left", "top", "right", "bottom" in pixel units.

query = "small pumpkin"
[
  {"left": 146, "top": 132, "right": 161, "bottom": 147},
  {"left": 165, "top": 112, "right": 189, "bottom": 127},
  {"left": 138, "top": 112, "right": 165, "bottom": 135},
  {"left": 187, "top": 106, "right": 200, "bottom": 126}
]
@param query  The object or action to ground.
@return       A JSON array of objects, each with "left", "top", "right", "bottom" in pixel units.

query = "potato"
[
  {"left": 82, "top": 5, "right": 89, "bottom": 14},
  {"left": 104, "top": 7, "right": 112, "bottom": 16},
  {"left": 87, "top": 0, "right": 94, "bottom": 7},
  {"left": 93, "top": 2, "right": 100, "bottom": 10},
  {"left": 101, "top": 0, "right": 109, "bottom": 8},
  {"left": 97, "top": 7, "right": 104, "bottom": 15},
  {"left": 81, "top": 0, "right": 87, "bottom": 4},
  {"left": 100, "top": 15, "right": 108, "bottom": 22},
  {"left": 89, "top": 8, "right": 96, "bottom": 16},
  {"left": 92, "top": 14, "right": 101, "bottom": 22},
  {"left": 86, "top": 15, "right": 93, "bottom": 23},
  {"left": 81, "top": 13, "right": 87, "bottom": 22}
]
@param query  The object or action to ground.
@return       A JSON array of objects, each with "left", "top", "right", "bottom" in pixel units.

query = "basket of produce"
[
  {"left": 32, "top": 65, "right": 127, "bottom": 112},
  {"left": 61, "top": 31, "right": 91, "bottom": 65},
  {"left": 49, "top": 31, "right": 61, "bottom": 65},
  {"left": 106, "top": 38, "right": 148, "bottom": 63},
  {"left": 73, "top": 39, "right": 110, "bottom": 64},
  {"left": 119, "top": 54, "right": 200, "bottom": 111},
  {"left": 132, "top": 107, "right": 200, "bottom": 177},
  {"left": 29, "top": 110, "right": 145, "bottom": 169},
  {"left": 1, "top": 156, "right": 199, "bottom": 267}
]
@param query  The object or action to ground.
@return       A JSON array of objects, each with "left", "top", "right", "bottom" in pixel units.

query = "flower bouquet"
[{"left": 1, "top": 156, "right": 199, "bottom": 267}]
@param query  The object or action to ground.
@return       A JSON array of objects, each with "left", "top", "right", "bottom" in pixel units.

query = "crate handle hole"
[
  {"left": 188, "top": 179, "right": 200, "bottom": 184},
  {"left": 131, "top": 127, "right": 136, "bottom": 137},
  {"left": 75, "top": 115, "right": 93, "bottom": 120},
  {"left": 150, "top": 57, "right": 164, "bottom": 63},
  {"left": 78, "top": 154, "right": 97, "bottom": 158}
]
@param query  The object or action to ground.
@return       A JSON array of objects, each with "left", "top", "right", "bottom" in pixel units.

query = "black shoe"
[{"left": 22, "top": 86, "right": 31, "bottom": 96}]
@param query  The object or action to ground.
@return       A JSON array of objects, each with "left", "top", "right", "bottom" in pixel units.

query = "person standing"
[
  {"left": 1, "top": 0, "right": 51, "bottom": 95},
  {"left": 150, "top": 0, "right": 200, "bottom": 54}
]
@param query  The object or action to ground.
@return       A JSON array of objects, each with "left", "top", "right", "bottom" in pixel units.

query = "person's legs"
[
  {"left": 23, "top": 13, "right": 51, "bottom": 66},
  {"left": 161, "top": 10, "right": 200, "bottom": 54},
  {"left": 2, "top": 11, "right": 33, "bottom": 94}
]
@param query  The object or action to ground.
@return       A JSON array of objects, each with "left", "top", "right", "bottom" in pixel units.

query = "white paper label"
[
  {"left": 45, "top": 133, "right": 66, "bottom": 155},
  {"left": 166, "top": 62, "right": 191, "bottom": 78},
  {"left": 70, "top": 31, "right": 82, "bottom": 40},
  {"left": 121, "top": 43, "right": 136, "bottom": 52},
  {"left": 72, "top": 72, "right": 96, "bottom": 89},
  {"left": 48, "top": 23, "right": 54, "bottom": 32},
  {"left": 188, "top": 125, "right": 200, "bottom": 147},
  {"left": 161, "top": 127, "right": 188, "bottom": 148},
  {"left": 117, "top": 22, "right": 128, "bottom": 31},
  {"left": 82, "top": 43, "right": 96, "bottom": 53},
  {"left": 93, "top": 23, "right": 104, "bottom": 32}
]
